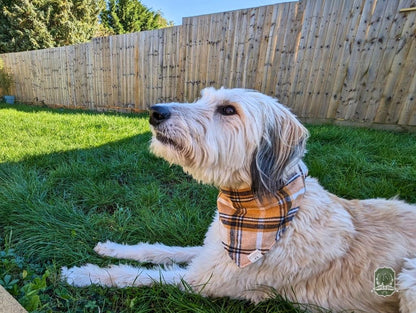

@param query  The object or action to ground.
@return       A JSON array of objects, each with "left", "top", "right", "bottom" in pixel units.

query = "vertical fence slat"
[{"left": 274, "top": 1, "right": 304, "bottom": 106}]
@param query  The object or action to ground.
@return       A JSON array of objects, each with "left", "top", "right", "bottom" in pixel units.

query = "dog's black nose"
[{"left": 149, "top": 105, "right": 171, "bottom": 126}]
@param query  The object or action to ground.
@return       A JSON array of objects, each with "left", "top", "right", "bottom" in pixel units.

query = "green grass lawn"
[{"left": 0, "top": 102, "right": 415, "bottom": 312}]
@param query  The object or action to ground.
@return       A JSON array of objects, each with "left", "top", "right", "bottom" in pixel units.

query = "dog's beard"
[
  {"left": 150, "top": 127, "right": 194, "bottom": 169},
  {"left": 154, "top": 132, "right": 183, "bottom": 151},
  {"left": 150, "top": 121, "right": 186, "bottom": 151}
]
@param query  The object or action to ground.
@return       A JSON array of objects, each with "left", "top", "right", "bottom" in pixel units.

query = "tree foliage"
[
  {"left": 0, "top": 0, "right": 171, "bottom": 53},
  {"left": 0, "top": 0, "right": 104, "bottom": 53},
  {"left": 100, "top": 0, "right": 172, "bottom": 35}
]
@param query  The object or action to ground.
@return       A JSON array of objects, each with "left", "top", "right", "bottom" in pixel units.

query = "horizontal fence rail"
[{"left": 1, "top": 0, "right": 416, "bottom": 128}]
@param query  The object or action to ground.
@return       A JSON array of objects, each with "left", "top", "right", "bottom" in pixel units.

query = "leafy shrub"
[{"left": 0, "top": 234, "right": 49, "bottom": 311}]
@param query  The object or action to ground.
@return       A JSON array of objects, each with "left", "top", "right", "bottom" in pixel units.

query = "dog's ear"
[{"left": 250, "top": 109, "right": 308, "bottom": 198}]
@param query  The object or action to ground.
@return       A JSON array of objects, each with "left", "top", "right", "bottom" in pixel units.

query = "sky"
[{"left": 140, "top": 0, "right": 296, "bottom": 26}]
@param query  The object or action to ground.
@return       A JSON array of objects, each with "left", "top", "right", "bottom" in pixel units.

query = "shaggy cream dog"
[{"left": 62, "top": 88, "right": 416, "bottom": 313}]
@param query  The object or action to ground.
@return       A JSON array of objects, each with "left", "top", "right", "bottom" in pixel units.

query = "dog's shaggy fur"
[{"left": 62, "top": 88, "right": 416, "bottom": 313}]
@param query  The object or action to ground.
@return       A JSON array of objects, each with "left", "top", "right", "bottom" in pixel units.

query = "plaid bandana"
[{"left": 217, "top": 163, "right": 308, "bottom": 268}]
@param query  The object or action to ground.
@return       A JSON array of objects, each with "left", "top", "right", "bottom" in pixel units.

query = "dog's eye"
[{"left": 218, "top": 105, "right": 237, "bottom": 116}]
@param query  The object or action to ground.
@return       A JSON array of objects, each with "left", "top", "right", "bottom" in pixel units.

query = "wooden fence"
[{"left": 1, "top": 0, "right": 416, "bottom": 128}]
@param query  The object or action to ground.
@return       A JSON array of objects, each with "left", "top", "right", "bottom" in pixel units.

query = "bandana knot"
[{"left": 217, "top": 162, "right": 308, "bottom": 267}]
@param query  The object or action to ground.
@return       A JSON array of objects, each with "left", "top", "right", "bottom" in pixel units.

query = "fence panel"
[{"left": 1, "top": 0, "right": 415, "bottom": 128}]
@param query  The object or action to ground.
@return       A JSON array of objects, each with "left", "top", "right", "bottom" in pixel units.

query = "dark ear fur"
[{"left": 250, "top": 113, "right": 308, "bottom": 198}]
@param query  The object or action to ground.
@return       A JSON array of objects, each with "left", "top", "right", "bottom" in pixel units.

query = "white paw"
[
  {"left": 61, "top": 264, "right": 111, "bottom": 287},
  {"left": 94, "top": 240, "right": 123, "bottom": 258}
]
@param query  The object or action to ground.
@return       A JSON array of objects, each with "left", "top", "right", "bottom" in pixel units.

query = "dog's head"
[{"left": 149, "top": 87, "right": 308, "bottom": 196}]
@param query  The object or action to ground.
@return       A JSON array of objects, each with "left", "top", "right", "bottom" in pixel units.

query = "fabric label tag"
[{"left": 247, "top": 250, "right": 263, "bottom": 263}]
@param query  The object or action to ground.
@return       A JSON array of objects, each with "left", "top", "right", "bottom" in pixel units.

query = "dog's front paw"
[
  {"left": 61, "top": 264, "right": 111, "bottom": 287},
  {"left": 94, "top": 240, "right": 124, "bottom": 258}
]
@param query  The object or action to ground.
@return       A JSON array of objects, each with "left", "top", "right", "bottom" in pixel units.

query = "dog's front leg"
[
  {"left": 62, "top": 263, "right": 187, "bottom": 288},
  {"left": 94, "top": 240, "right": 202, "bottom": 264}
]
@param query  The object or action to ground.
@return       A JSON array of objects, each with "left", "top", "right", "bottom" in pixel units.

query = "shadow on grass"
[{"left": 0, "top": 133, "right": 218, "bottom": 265}]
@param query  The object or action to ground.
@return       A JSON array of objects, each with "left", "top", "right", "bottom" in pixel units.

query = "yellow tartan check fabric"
[{"left": 218, "top": 163, "right": 308, "bottom": 267}]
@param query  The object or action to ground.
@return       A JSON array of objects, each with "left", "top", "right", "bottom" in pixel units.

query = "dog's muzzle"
[
  {"left": 149, "top": 105, "right": 171, "bottom": 126},
  {"left": 149, "top": 105, "right": 183, "bottom": 150}
]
